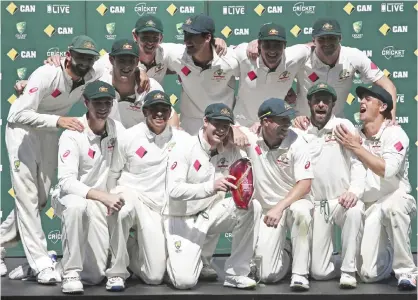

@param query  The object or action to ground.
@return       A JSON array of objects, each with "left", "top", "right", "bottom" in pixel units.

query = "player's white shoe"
[
  {"left": 223, "top": 275, "right": 257, "bottom": 289},
  {"left": 106, "top": 276, "right": 125, "bottom": 291},
  {"left": 0, "top": 247, "right": 7, "bottom": 276},
  {"left": 62, "top": 276, "right": 84, "bottom": 294},
  {"left": 37, "top": 267, "right": 57, "bottom": 285},
  {"left": 199, "top": 263, "right": 218, "bottom": 281},
  {"left": 339, "top": 272, "right": 357, "bottom": 289},
  {"left": 398, "top": 273, "right": 417, "bottom": 290},
  {"left": 290, "top": 274, "right": 309, "bottom": 291}
]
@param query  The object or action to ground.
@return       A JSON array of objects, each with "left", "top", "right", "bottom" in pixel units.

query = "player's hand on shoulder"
[
  {"left": 57, "top": 117, "right": 84, "bottom": 132},
  {"left": 249, "top": 122, "right": 261, "bottom": 134},
  {"left": 338, "top": 191, "right": 358, "bottom": 209},
  {"left": 229, "top": 126, "right": 250, "bottom": 147},
  {"left": 213, "top": 175, "right": 237, "bottom": 192},
  {"left": 292, "top": 116, "right": 310, "bottom": 130},
  {"left": 44, "top": 54, "right": 61, "bottom": 67},
  {"left": 103, "top": 193, "right": 125, "bottom": 216},
  {"left": 14, "top": 80, "right": 28, "bottom": 95},
  {"left": 135, "top": 69, "right": 150, "bottom": 93},
  {"left": 214, "top": 38, "right": 227, "bottom": 56},
  {"left": 246, "top": 39, "right": 259, "bottom": 61}
]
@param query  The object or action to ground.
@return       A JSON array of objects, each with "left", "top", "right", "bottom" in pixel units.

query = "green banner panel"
[{"left": 1, "top": 1, "right": 416, "bottom": 257}]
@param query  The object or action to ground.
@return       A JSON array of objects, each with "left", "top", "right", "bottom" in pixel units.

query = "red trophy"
[{"left": 228, "top": 158, "right": 254, "bottom": 209}]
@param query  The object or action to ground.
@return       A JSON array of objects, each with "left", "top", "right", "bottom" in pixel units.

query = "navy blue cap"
[
  {"left": 204, "top": 103, "right": 234, "bottom": 124},
  {"left": 356, "top": 85, "right": 393, "bottom": 112},
  {"left": 258, "top": 98, "right": 296, "bottom": 119},
  {"left": 182, "top": 14, "right": 215, "bottom": 34}
]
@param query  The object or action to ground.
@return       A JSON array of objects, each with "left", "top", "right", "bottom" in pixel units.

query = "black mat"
[{"left": 1, "top": 257, "right": 416, "bottom": 300}]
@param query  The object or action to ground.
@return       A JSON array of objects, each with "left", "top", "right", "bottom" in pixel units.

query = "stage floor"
[{"left": 1, "top": 257, "right": 416, "bottom": 300}]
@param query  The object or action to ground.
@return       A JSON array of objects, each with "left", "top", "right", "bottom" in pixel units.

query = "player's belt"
[{"left": 319, "top": 200, "right": 331, "bottom": 223}]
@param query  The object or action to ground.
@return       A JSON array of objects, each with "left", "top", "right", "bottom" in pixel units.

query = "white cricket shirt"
[
  {"left": 165, "top": 45, "right": 239, "bottom": 132},
  {"left": 295, "top": 46, "right": 384, "bottom": 117},
  {"left": 164, "top": 129, "right": 242, "bottom": 216},
  {"left": 108, "top": 122, "right": 190, "bottom": 212},
  {"left": 359, "top": 122, "right": 411, "bottom": 203},
  {"left": 56, "top": 115, "right": 125, "bottom": 198},
  {"left": 233, "top": 43, "right": 310, "bottom": 127},
  {"left": 7, "top": 60, "right": 104, "bottom": 130},
  {"left": 292, "top": 116, "right": 366, "bottom": 201},
  {"left": 240, "top": 127, "right": 314, "bottom": 210}
]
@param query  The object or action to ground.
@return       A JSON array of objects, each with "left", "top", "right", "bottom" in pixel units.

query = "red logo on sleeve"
[
  {"left": 394, "top": 141, "right": 404, "bottom": 152},
  {"left": 370, "top": 62, "right": 378, "bottom": 70},
  {"left": 255, "top": 145, "right": 262, "bottom": 155},
  {"left": 88, "top": 148, "right": 95, "bottom": 159},
  {"left": 63, "top": 150, "right": 70, "bottom": 158},
  {"left": 305, "top": 161, "right": 311, "bottom": 169},
  {"left": 181, "top": 66, "right": 191, "bottom": 76},
  {"left": 247, "top": 71, "right": 257, "bottom": 81},
  {"left": 51, "top": 89, "right": 62, "bottom": 98},
  {"left": 29, "top": 87, "right": 38, "bottom": 94},
  {"left": 171, "top": 162, "right": 177, "bottom": 170},
  {"left": 193, "top": 160, "right": 201, "bottom": 171}
]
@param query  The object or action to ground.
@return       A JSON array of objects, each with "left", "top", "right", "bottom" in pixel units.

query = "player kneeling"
[
  {"left": 335, "top": 86, "right": 417, "bottom": 290},
  {"left": 163, "top": 103, "right": 262, "bottom": 290},
  {"left": 105, "top": 91, "right": 190, "bottom": 291},
  {"left": 51, "top": 81, "right": 126, "bottom": 294}
]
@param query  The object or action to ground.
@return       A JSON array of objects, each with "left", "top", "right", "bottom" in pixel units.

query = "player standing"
[
  {"left": 335, "top": 86, "right": 417, "bottom": 290},
  {"left": 2, "top": 35, "right": 104, "bottom": 284},
  {"left": 292, "top": 83, "right": 365, "bottom": 288}
]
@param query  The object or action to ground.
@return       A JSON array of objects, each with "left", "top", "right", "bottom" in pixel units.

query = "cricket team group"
[{"left": 0, "top": 12, "right": 416, "bottom": 295}]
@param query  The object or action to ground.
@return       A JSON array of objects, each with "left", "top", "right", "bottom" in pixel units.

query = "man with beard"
[
  {"left": 105, "top": 91, "right": 190, "bottom": 291},
  {"left": 233, "top": 23, "right": 310, "bottom": 130},
  {"left": 163, "top": 103, "right": 261, "bottom": 290},
  {"left": 293, "top": 18, "right": 397, "bottom": 129},
  {"left": 100, "top": 38, "right": 179, "bottom": 128},
  {"left": 335, "top": 86, "right": 417, "bottom": 290},
  {"left": 238, "top": 98, "right": 314, "bottom": 291},
  {"left": 50, "top": 81, "right": 126, "bottom": 294},
  {"left": 2, "top": 35, "right": 104, "bottom": 284},
  {"left": 292, "top": 83, "right": 365, "bottom": 289}
]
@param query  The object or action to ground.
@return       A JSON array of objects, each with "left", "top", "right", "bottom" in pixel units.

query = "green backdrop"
[{"left": 1, "top": 1, "right": 417, "bottom": 256}]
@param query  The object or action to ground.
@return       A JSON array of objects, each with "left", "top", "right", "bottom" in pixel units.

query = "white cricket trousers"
[
  {"left": 4, "top": 124, "right": 58, "bottom": 273},
  {"left": 164, "top": 198, "right": 262, "bottom": 290},
  {"left": 0, "top": 209, "right": 20, "bottom": 248},
  {"left": 311, "top": 199, "right": 365, "bottom": 280},
  {"left": 106, "top": 186, "right": 166, "bottom": 284},
  {"left": 256, "top": 199, "right": 313, "bottom": 283},
  {"left": 359, "top": 189, "right": 417, "bottom": 282},
  {"left": 52, "top": 194, "right": 109, "bottom": 285}
]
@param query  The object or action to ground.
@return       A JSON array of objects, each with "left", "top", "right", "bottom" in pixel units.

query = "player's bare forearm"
[
  {"left": 351, "top": 145, "right": 385, "bottom": 177},
  {"left": 275, "top": 179, "right": 312, "bottom": 211}
]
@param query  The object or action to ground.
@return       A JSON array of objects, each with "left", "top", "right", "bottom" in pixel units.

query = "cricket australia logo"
[
  {"left": 108, "top": 137, "right": 116, "bottom": 150},
  {"left": 13, "top": 160, "right": 21, "bottom": 172},
  {"left": 339, "top": 69, "right": 351, "bottom": 81},
  {"left": 213, "top": 69, "right": 226, "bottom": 81},
  {"left": 174, "top": 240, "right": 182, "bottom": 253},
  {"left": 276, "top": 153, "right": 289, "bottom": 165},
  {"left": 278, "top": 71, "right": 290, "bottom": 81},
  {"left": 324, "top": 132, "right": 337, "bottom": 143},
  {"left": 217, "top": 157, "right": 229, "bottom": 168}
]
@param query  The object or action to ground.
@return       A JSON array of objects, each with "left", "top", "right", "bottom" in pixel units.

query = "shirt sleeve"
[
  {"left": 285, "top": 44, "right": 311, "bottom": 68},
  {"left": 57, "top": 132, "right": 91, "bottom": 198},
  {"left": 107, "top": 132, "right": 128, "bottom": 191},
  {"left": 340, "top": 121, "right": 366, "bottom": 198},
  {"left": 96, "top": 53, "right": 112, "bottom": 74},
  {"left": 353, "top": 48, "right": 384, "bottom": 84},
  {"left": 167, "top": 142, "right": 215, "bottom": 201},
  {"left": 161, "top": 43, "right": 186, "bottom": 72},
  {"left": 381, "top": 127, "right": 409, "bottom": 179},
  {"left": 292, "top": 142, "right": 314, "bottom": 182},
  {"left": 7, "top": 66, "right": 60, "bottom": 128}
]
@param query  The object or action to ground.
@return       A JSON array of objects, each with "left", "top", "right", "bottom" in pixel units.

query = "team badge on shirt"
[
  {"left": 278, "top": 71, "right": 290, "bottom": 81},
  {"left": 394, "top": 141, "right": 404, "bottom": 152},
  {"left": 217, "top": 157, "right": 229, "bottom": 168},
  {"left": 213, "top": 69, "right": 226, "bottom": 81},
  {"left": 154, "top": 63, "right": 164, "bottom": 73},
  {"left": 108, "top": 138, "right": 116, "bottom": 150},
  {"left": 325, "top": 132, "right": 337, "bottom": 143},
  {"left": 276, "top": 153, "right": 289, "bottom": 166},
  {"left": 339, "top": 69, "right": 351, "bottom": 81}
]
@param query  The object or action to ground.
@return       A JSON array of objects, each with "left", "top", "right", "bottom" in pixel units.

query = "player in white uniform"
[
  {"left": 2, "top": 35, "right": 104, "bottom": 284},
  {"left": 50, "top": 81, "right": 125, "bottom": 294},
  {"left": 105, "top": 91, "right": 190, "bottom": 291},
  {"left": 292, "top": 83, "right": 365, "bottom": 288},
  {"left": 98, "top": 38, "right": 178, "bottom": 128},
  {"left": 233, "top": 23, "right": 310, "bottom": 129},
  {"left": 334, "top": 86, "right": 417, "bottom": 290},
  {"left": 293, "top": 18, "right": 397, "bottom": 129},
  {"left": 163, "top": 103, "right": 262, "bottom": 290},
  {"left": 238, "top": 98, "right": 314, "bottom": 290}
]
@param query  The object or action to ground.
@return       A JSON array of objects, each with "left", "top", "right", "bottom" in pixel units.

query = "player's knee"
[
  {"left": 310, "top": 265, "right": 333, "bottom": 281},
  {"left": 172, "top": 273, "right": 198, "bottom": 290},
  {"left": 291, "top": 205, "right": 312, "bottom": 227},
  {"left": 63, "top": 200, "right": 88, "bottom": 217},
  {"left": 345, "top": 204, "right": 364, "bottom": 222},
  {"left": 116, "top": 201, "right": 135, "bottom": 221},
  {"left": 141, "top": 267, "right": 165, "bottom": 285}
]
